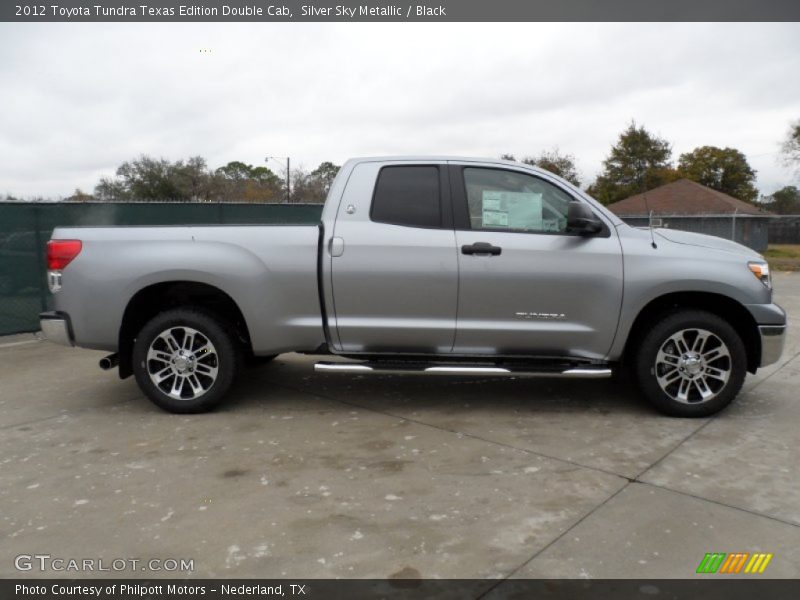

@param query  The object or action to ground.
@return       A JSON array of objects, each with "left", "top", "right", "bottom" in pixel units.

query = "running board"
[{"left": 313, "top": 361, "right": 612, "bottom": 379}]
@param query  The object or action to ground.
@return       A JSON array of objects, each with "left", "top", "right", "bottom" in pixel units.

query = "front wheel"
[
  {"left": 635, "top": 310, "right": 747, "bottom": 417},
  {"left": 132, "top": 308, "right": 239, "bottom": 413}
]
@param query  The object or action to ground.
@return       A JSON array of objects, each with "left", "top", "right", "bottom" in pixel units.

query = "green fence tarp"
[{"left": 0, "top": 202, "right": 323, "bottom": 336}]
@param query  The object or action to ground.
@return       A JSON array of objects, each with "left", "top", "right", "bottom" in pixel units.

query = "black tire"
[
  {"left": 132, "top": 308, "right": 239, "bottom": 413},
  {"left": 635, "top": 309, "right": 747, "bottom": 417}
]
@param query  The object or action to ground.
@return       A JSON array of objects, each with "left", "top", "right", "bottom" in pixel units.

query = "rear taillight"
[{"left": 47, "top": 239, "right": 82, "bottom": 270}]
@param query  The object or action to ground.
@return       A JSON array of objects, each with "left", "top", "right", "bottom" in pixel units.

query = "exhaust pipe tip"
[{"left": 99, "top": 353, "right": 119, "bottom": 370}]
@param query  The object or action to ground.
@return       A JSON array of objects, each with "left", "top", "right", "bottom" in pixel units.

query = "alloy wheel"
[
  {"left": 654, "top": 328, "right": 731, "bottom": 404},
  {"left": 146, "top": 326, "right": 219, "bottom": 400}
]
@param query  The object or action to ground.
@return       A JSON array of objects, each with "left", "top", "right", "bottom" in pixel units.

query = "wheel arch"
[
  {"left": 623, "top": 291, "right": 760, "bottom": 374},
  {"left": 118, "top": 281, "right": 252, "bottom": 379}
]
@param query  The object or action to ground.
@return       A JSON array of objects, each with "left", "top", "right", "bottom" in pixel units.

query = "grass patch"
[{"left": 764, "top": 244, "right": 800, "bottom": 271}]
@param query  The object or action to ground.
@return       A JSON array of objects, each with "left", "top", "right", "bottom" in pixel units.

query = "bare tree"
[{"left": 781, "top": 119, "right": 800, "bottom": 178}]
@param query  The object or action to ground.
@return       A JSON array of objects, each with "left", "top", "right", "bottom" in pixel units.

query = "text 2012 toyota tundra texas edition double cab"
[{"left": 40, "top": 157, "right": 787, "bottom": 416}]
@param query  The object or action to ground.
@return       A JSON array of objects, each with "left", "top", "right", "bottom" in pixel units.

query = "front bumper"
[
  {"left": 39, "top": 312, "right": 74, "bottom": 347},
  {"left": 745, "top": 302, "right": 787, "bottom": 368},
  {"left": 759, "top": 325, "right": 786, "bottom": 368}
]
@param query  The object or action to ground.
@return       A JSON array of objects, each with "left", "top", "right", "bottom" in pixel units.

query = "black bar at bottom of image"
[{"left": 4, "top": 579, "right": 800, "bottom": 600}]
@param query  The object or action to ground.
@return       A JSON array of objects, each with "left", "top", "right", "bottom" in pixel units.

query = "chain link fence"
[
  {"left": 0, "top": 202, "right": 324, "bottom": 336},
  {"left": 767, "top": 215, "right": 800, "bottom": 244},
  {"left": 617, "top": 214, "right": 771, "bottom": 253}
]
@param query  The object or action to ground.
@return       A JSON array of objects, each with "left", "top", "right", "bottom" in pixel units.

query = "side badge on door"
[{"left": 515, "top": 311, "right": 566, "bottom": 320}]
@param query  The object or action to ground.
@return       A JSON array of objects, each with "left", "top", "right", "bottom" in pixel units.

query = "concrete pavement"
[{"left": 1, "top": 273, "right": 798, "bottom": 580}]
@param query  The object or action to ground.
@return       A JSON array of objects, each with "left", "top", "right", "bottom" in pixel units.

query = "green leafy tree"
[
  {"left": 115, "top": 155, "right": 185, "bottom": 200},
  {"left": 291, "top": 162, "right": 341, "bottom": 203},
  {"left": 94, "top": 155, "right": 219, "bottom": 202},
  {"left": 215, "top": 161, "right": 283, "bottom": 202},
  {"left": 762, "top": 185, "right": 800, "bottom": 214},
  {"left": 249, "top": 166, "right": 282, "bottom": 187},
  {"left": 535, "top": 150, "right": 580, "bottom": 187},
  {"left": 216, "top": 161, "right": 255, "bottom": 181},
  {"left": 311, "top": 162, "right": 341, "bottom": 192},
  {"left": 93, "top": 156, "right": 342, "bottom": 203},
  {"left": 677, "top": 146, "right": 758, "bottom": 202},
  {"left": 501, "top": 150, "right": 581, "bottom": 186},
  {"left": 172, "top": 156, "right": 219, "bottom": 201},
  {"left": 94, "top": 177, "right": 128, "bottom": 201},
  {"left": 587, "top": 122, "right": 675, "bottom": 204}
]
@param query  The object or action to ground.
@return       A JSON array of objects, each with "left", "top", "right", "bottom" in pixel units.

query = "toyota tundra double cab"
[{"left": 39, "top": 156, "right": 786, "bottom": 416}]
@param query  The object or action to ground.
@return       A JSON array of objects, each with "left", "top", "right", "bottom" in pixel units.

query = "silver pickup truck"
[{"left": 40, "top": 156, "right": 786, "bottom": 417}]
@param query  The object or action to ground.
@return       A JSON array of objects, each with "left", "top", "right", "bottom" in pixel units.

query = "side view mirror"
[{"left": 567, "top": 201, "right": 602, "bottom": 235}]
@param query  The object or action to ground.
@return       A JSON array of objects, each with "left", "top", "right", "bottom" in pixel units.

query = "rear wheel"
[
  {"left": 635, "top": 310, "right": 746, "bottom": 417},
  {"left": 132, "top": 308, "right": 239, "bottom": 413}
]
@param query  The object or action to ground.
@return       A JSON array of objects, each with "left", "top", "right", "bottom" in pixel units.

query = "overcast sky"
[{"left": 0, "top": 22, "right": 798, "bottom": 198}]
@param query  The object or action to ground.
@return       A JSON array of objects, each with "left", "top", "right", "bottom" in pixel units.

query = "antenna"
[
  {"left": 648, "top": 210, "right": 657, "bottom": 249},
  {"left": 643, "top": 192, "right": 657, "bottom": 249}
]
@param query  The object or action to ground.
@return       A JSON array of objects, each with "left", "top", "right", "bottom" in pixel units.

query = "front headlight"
[{"left": 748, "top": 261, "right": 771, "bottom": 289}]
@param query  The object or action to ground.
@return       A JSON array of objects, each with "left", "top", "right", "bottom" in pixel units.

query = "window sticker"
[
  {"left": 481, "top": 191, "right": 542, "bottom": 230},
  {"left": 483, "top": 209, "right": 508, "bottom": 227}
]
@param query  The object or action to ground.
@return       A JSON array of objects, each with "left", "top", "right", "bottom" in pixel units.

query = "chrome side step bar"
[{"left": 314, "top": 362, "right": 612, "bottom": 379}]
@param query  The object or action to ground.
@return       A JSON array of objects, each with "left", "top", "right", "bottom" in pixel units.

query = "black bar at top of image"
[
  {"left": 3, "top": 579, "right": 800, "bottom": 599},
  {"left": 2, "top": 0, "right": 800, "bottom": 22}
]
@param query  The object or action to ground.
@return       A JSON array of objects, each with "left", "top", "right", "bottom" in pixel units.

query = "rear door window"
[{"left": 371, "top": 166, "right": 442, "bottom": 228}]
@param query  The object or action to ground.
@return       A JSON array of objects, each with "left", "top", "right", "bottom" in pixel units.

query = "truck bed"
[{"left": 51, "top": 224, "right": 326, "bottom": 353}]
